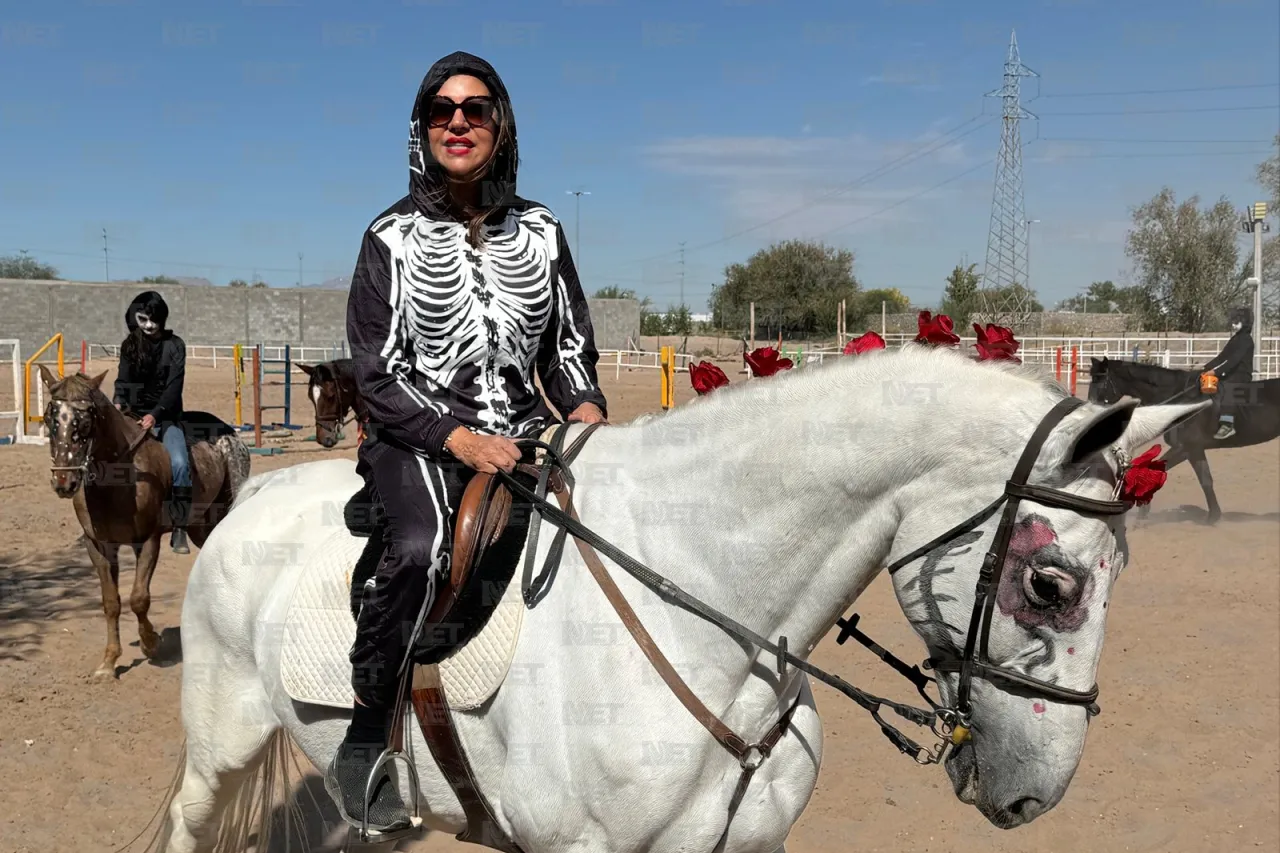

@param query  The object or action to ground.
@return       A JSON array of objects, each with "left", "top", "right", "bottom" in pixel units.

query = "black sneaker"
[
  {"left": 323, "top": 743, "right": 412, "bottom": 834},
  {"left": 170, "top": 528, "right": 190, "bottom": 554},
  {"left": 1213, "top": 423, "right": 1236, "bottom": 440}
]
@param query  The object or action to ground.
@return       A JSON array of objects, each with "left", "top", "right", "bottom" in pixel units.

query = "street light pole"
[{"left": 566, "top": 190, "right": 590, "bottom": 276}]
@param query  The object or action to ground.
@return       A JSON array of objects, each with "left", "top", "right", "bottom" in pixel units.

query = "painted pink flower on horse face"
[
  {"left": 972, "top": 323, "right": 1022, "bottom": 363},
  {"left": 689, "top": 361, "right": 729, "bottom": 395},
  {"left": 996, "top": 515, "right": 1093, "bottom": 633},
  {"left": 843, "top": 331, "right": 886, "bottom": 355},
  {"left": 1121, "top": 445, "right": 1167, "bottom": 506},
  {"left": 743, "top": 346, "right": 793, "bottom": 378},
  {"left": 915, "top": 311, "right": 960, "bottom": 346}
]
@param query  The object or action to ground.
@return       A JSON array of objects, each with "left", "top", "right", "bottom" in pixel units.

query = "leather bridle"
[
  {"left": 878, "top": 395, "right": 1127, "bottom": 738},
  {"left": 495, "top": 395, "right": 1137, "bottom": 771}
]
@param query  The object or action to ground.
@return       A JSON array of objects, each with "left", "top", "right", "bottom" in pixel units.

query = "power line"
[
  {"left": 1036, "top": 104, "right": 1278, "bottom": 116},
  {"left": 816, "top": 157, "right": 997, "bottom": 240},
  {"left": 1030, "top": 149, "right": 1273, "bottom": 160},
  {"left": 1034, "top": 136, "right": 1275, "bottom": 144},
  {"left": 627, "top": 113, "right": 999, "bottom": 264},
  {"left": 1033, "top": 82, "right": 1278, "bottom": 98}
]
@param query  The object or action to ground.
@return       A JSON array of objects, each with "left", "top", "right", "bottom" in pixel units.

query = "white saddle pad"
[{"left": 279, "top": 525, "right": 525, "bottom": 711}]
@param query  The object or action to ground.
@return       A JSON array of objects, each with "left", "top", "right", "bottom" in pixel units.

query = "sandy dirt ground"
[{"left": 0, "top": 359, "right": 1276, "bottom": 853}]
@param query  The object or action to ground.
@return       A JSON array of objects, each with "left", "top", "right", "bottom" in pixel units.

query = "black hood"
[
  {"left": 1228, "top": 306, "right": 1252, "bottom": 332},
  {"left": 408, "top": 51, "right": 519, "bottom": 219},
  {"left": 124, "top": 290, "right": 169, "bottom": 333}
]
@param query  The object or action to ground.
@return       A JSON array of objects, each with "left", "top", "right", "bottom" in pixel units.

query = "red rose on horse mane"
[
  {"left": 915, "top": 311, "right": 960, "bottom": 346},
  {"left": 743, "top": 346, "right": 793, "bottom": 378},
  {"left": 843, "top": 331, "right": 886, "bottom": 355},
  {"left": 689, "top": 361, "right": 730, "bottom": 395},
  {"left": 1120, "top": 445, "right": 1168, "bottom": 506},
  {"left": 972, "top": 323, "right": 1022, "bottom": 363}
]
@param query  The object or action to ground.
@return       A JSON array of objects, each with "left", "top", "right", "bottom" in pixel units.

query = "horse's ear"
[
  {"left": 1116, "top": 401, "right": 1210, "bottom": 456},
  {"left": 297, "top": 363, "right": 315, "bottom": 377},
  {"left": 1064, "top": 398, "right": 1140, "bottom": 465},
  {"left": 37, "top": 364, "right": 60, "bottom": 390},
  {"left": 88, "top": 370, "right": 108, "bottom": 389}
]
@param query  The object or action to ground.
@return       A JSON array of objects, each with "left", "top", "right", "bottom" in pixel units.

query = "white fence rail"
[
  {"left": 72, "top": 336, "right": 1280, "bottom": 380},
  {"left": 0, "top": 339, "right": 20, "bottom": 444}
]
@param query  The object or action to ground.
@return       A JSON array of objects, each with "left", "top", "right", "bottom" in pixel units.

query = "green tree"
[
  {"left": 711, "top": 239, "right": 860, "bottom": 336},
  {"left": 593, "top": 286, "right": 636, "bottom": 299},
  {"left": 228, "top": 278, "right": 249, "bottom": 288},
  {"left": 250, "top": 281, "right": 268, "bottom": 289},
  {"left": 140, "top": 275, "right": 179, "bottom": 284},
  {"left": 855, "top": 287, "right": 910, "bottom": 323},
  {"left": 941, "top": 262, "right": 981, "bottom": 320},
  {"left": 0, "top": 250, "right": 59, "bottom": 280},
  {"left": 1125, "top": 187, "right": 1243, "bottom": 332},
  {"left": 1058, "top": 280, "right": 1151, "bottom": 314},
  {"left": 1251, "top": 136, "right": 1279, "bottom": 326},
  {"left": 663, "top": 304, "right": 692, "bottom": 336}
]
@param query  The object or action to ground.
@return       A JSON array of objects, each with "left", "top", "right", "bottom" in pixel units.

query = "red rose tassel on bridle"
[
  {"left": 915, "top": 311, "right": 960, "bottom": 346},
  {"left": 973, "top": 323, "right": 1022, "bottom": 363},
  {"left": 1119, "top": 445, "right": 1168, "bottom": 506},
  {"left": 689, "top": 361, "right": 730, "bottom": 395},
  {"left": 843, "top": 331, "right": 886, "bottom": 355}
]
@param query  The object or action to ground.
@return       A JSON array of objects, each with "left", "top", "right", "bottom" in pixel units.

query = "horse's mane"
[{"left": 644, "top": 345, "right": 1066, "bottom": 429}]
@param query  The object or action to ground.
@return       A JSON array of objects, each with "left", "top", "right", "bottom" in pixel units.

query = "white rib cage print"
[{"left": 373, "top": 206, "right": 562, "bottom": 434}]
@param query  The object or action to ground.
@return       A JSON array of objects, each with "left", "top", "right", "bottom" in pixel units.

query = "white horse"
[{"left": 154, "top": 346, "right": 1202, "bottom": 853}]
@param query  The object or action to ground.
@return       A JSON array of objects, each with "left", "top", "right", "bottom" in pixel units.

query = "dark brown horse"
[
  {"left": 297, "top": 358, "right": 369, "bottom": 448},
  {"left": 38, "top": 367, "right": 251, "bottom": 679}
]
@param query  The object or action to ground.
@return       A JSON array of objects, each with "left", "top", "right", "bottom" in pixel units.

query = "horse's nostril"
[{"left": 1007, "top": 796, "right": 1043, "bottom": 819}]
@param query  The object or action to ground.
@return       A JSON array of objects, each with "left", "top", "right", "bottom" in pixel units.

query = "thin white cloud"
[{"left": 638, "top": 128, "right": 982, "bottom": 238}]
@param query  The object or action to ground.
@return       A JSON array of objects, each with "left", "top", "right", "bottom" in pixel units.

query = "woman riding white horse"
[
  {"left": 330, "top": 50, "right": 608, "bottom": 833},
  {"left": 156, "top": 344, "right": 1205, "bottom": 853}
]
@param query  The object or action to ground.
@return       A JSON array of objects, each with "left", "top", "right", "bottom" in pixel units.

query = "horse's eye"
[{"left": 1022, "top": 567, "right": 1078, "bottom": 609}]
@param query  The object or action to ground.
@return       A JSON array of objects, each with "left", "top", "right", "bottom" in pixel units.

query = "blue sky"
[{"left": 2, "top": 0, "right": 1277, "bottom": 313}]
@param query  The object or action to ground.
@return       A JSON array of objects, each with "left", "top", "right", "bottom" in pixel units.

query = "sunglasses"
[{"left": 426, "top": 96, "right": 495, "bottom": 128}]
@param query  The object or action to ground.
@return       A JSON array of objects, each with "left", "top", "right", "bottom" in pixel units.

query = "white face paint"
[
  {"left": 1232, "top": 322, "right": 1243, "bottom": 332},
  {"left": 135, "top": 312, "right": 159, "bottom": 335}
]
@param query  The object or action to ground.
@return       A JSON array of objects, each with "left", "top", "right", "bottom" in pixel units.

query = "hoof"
[
  {"left": 90, "top": 666, "right": 118, "bottom": 681},
  {"left": 140, "top": 636, "right": 161, "bottom": 659}
]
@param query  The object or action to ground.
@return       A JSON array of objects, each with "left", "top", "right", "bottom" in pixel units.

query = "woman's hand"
[
  {"left": 567, "top": 402, "right": 606, "bottom": 425},
  {"left": 445, "top": 428, "right": 521, "bottom": 474},
  {"left": 139, "top": 414, "right": 156, "bottom": 432}
]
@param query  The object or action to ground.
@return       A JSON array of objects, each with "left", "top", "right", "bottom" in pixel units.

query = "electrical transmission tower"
[{"left": 979, "top": 30, "right": 1039, "bottom": 331}]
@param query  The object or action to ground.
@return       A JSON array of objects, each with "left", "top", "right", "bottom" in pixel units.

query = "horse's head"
[
  {"left": 38, "top": 366, "right": 111, "bottom": 498},
  {"left": 888, "top": 390, "right": 1205, "bottom": 828},
  {"left": 297, "top": 362, "right": 350, "bottom": 448},
  {"left": 1087, "top": 357, "right": 1119, "bottom": 404}
]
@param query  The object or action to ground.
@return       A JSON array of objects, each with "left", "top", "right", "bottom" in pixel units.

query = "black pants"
[{"left": 349, "top": 437, "right": 474, "bottom": 709}]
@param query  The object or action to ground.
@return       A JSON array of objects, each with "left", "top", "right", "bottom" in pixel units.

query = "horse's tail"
[
  {"left": 214, "top": 433, "right": 253, "bottom": 505},
  {"left": 139, "top": 730, "right": 313, "bottom": 853}
]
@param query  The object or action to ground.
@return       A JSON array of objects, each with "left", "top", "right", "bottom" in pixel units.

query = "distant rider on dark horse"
[
  {"left": 1201, "top": 306, "right": 1254, "bottom": 440},
  {"left": 112, "top": 291, "right": 193, "bottom": 553}
]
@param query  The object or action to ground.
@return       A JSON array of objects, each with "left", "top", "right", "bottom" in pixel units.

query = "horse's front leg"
[
  {"left": 131, "top": 535, "right": 163, "bottom": 659},
  {"left": 86, "top": 537, "right": 123, "bottom": 679},
  {"left": 1187, "top": 449, "right": 1221, "bottom": 525},
  {"left": 1137, "top": 447, "right": 1188, "bottom": 522}
]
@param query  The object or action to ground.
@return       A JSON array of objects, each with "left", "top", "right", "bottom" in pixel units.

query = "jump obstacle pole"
[{"left": 1054, "top": 346, "right": 1079, "bottom": 396}]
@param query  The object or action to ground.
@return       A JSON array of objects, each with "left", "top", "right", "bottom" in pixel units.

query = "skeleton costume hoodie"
[{"left": 346, "top": 52, "right": 607, "bottom": 458}]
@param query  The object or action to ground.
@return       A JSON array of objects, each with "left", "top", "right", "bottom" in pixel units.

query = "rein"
[{"left": 497, "top": 396, "right": 1135, "bottom": 771}]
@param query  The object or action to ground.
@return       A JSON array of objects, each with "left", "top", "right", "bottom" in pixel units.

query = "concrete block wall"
[{"left": 0, "top": 279, "right": 639, "bottom": 357}]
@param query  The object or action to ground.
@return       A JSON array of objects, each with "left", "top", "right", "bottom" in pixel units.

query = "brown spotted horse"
[{"left": 38, "top": 366, "right": 250, "bottom": 680}]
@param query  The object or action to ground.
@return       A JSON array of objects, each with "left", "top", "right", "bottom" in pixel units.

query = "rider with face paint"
[
  {"left": 1201, "top": 306, "right": 1254, "bottom": 439},
  {"left": 112, "top": 291, "right": 192, "bottom": 553}
]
